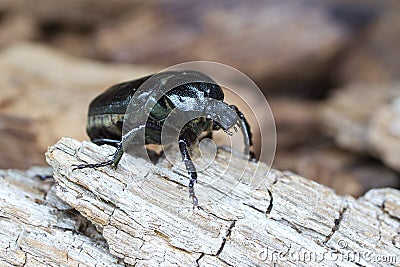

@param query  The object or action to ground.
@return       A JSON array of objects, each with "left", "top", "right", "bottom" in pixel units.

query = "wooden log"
[
  {"left": 40, "top": 137, "right": 400, "bottom": 266},
  {"left": 0, "top": 167, "right": 124, "bottom": 266}
]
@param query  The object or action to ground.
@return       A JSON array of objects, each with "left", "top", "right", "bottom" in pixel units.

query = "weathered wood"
[
  {"left": 0, "top": 167, "right": 125, "bottom": 266},
  {"left": 42, "top": 137, "right": 400, "bottom": 266},
  {"left": 320, "top": 83, "right": 400, "bottom": 172}
]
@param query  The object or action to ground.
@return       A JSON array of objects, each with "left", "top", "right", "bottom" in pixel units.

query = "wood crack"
[
  {"left": 195, "top": 253, "right": 204, "bottom": 267},
  {"left": 323, "top": 204, "right": 348, "bottom": 244},
  {"left": 215, "top": 220, "right": 236, "bottom": 256},
  {"left": 266, "top": 189, "right": 273, "bottom": 215}
]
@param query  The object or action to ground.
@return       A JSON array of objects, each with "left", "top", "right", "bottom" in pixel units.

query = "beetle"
[{"left": 73, "top": 70, "right": 254, "bottom": 207}]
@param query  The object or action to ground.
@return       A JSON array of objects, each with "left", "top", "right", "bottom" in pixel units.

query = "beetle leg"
[
  {"left": 91, "top": 138, "right": 122, "bottom": 157},
  {"left": 229, "top": 105, "right": 256, "bottom": 160},
  {"left": 72, "top": 158, "right": 114, "bottom": 170},
  {"left": 106, "top": 124, "right": 146, "bottom": 167},
  {"left": 73, "top": 125, "right": 145, "bottom": 171},
  {"left": 72, "top": 142, "right": 123, "bottom": 170},
  {"left": 178, "top": 139, "right": 199, "bottom": 208}
]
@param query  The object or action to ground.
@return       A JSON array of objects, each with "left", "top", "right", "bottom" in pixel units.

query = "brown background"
[{"left": 0, "top": 0, "right": 399, "bottom": 196}]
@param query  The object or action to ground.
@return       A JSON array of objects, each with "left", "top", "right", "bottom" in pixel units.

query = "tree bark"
[
  {"left": 1, "top": 137, "right": 399, "bottom": 266},
  {"left": 0, "top": 167, "right": 124, "bottom": 266}
]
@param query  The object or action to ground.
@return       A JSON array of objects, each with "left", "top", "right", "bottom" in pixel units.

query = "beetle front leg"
[
  {"left": 178, "top": 139, "right": 199, "bottom": 208},
  {"left": 229, "top": 105, "right": 256, "bottom": 160}
]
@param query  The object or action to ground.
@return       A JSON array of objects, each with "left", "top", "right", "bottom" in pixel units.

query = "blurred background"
[{"left": 0, "top": 0, "right": 399, "bottom": 197}]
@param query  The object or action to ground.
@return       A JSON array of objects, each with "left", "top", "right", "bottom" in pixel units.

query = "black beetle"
[{"left": 73, "top": 70, "right": 254, "bottom": 207}]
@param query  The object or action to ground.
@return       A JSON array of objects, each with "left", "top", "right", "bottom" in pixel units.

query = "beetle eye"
[{"left": 206, "top": 114, "right": 212, "bottom": 120}]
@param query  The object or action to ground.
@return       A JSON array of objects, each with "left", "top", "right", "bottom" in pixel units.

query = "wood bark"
[
  {"left": 0, "top": 167, "right": 124, "bottom": 266},
  {"left": 1, "top": 137, "right": 399, "bottom": 266}
]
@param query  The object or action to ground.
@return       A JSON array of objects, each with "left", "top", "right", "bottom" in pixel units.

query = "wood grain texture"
[
  {"left": 0, "top": 167, "right": 125, "bottom": 266},
  {"left": 42, "top": 137, "right": 400, "bottom": 266}
]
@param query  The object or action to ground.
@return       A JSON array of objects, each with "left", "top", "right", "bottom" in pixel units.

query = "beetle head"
[{"left": 205, "top": 101, "right": 238, "bottom": 132}]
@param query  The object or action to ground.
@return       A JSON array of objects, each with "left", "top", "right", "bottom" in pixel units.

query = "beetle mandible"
[{"left": 73, "top": 70, "right": 254, "bottom": 207}]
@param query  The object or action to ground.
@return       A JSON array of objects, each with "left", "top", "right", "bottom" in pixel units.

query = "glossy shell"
[{"left": 86, "top": 71, "right": 224, "bottom": 145}]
